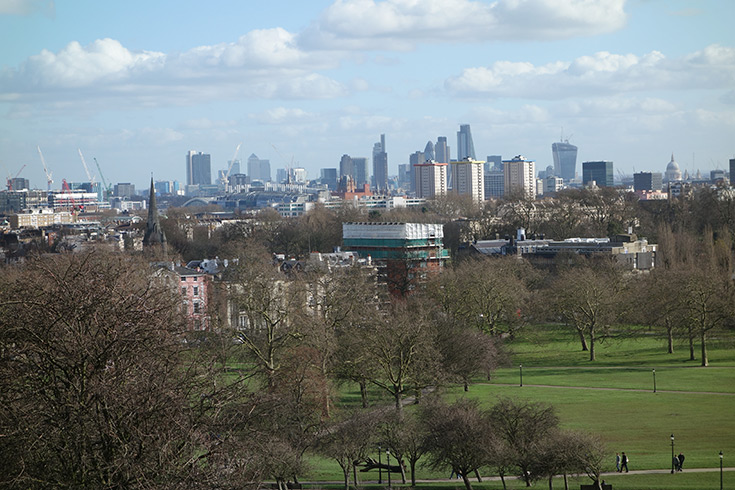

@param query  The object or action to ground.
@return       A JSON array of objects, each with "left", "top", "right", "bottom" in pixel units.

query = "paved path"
[
  {"left": 304, "top": 467, "right": 735, "bottom": 485},
  {"left": 488, "top": 382, "right": 735, "bottom": 396}
]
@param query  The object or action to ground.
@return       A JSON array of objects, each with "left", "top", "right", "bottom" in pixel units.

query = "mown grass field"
[{"left": 303, "top": 324, "right": 735, "bottom": 489}]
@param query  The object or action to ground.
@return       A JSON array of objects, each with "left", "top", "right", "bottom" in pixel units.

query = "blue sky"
[{"left": 1, "top": 0, "right": 734, "bottom": 190}]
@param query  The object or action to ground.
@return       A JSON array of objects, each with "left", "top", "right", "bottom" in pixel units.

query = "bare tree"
[
  {"left": 0, "top": 251, "right": 233, "bottom": 488},
  {"left": 317, "top": 410, "right": 378, "bottom": 490},
  {"left": 490, "top": 398, "right": 559, "bottom": 487},
  {"left": 227, "top": 254, "right": 302, "bottom": 388},
  {"left": 547, "top": 260, "right": 627, "bottom": 361},
  {"left": 420, "top": 397, "right": 494, "bottom": 490},
  {"left": 381, "top": 409, "right": 429, "bottom": 486},
  {"left": 431, "top": 256, "right": 530, "bottom": 337},
  {"left": 362, "top": 298, "right": 442, "bottom": 410}
]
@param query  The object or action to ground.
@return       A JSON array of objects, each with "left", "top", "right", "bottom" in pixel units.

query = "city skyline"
[{"left": 1, "top": 0, "right": 734, "bottom": 190}]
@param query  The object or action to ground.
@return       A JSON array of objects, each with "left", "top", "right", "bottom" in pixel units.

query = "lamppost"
[
  {"left": 652, "top": 369, "right": 656, "bottom": 393},
  {"left": 670, "top": 434, "right": 675, "bottom": 473},
  {"left": 386, "top": 448, "right": 392, "bottom": 489},
  {"left": 720, "top": 451, "right": 723, "bottom": 490},
  {"left": 520, "top": 364, "right": 523, "bottom": 387},
  {"left": 378, "top": 445, "right": 382, "bottom": 484}
]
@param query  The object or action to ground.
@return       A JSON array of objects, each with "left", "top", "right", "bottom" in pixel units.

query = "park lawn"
[
  {"left": 487, "top": 366, "right": 735, "bottom": 393},
  {"left": 451, "top": 384, "right": 735, "bottom": 471},
  {"left": 506, "top": 324, "right": 735, "bottom": 368}
]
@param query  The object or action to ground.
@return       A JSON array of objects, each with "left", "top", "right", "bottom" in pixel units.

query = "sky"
[{"left": 1, "top": 0, "right": 734, "bottom": 190}]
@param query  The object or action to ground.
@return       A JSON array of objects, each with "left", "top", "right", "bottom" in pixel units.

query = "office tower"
[
  {"left": 320, "top": 168, "right": 338, "bottom": 190},
  {"left": 582, "top": 161, "right": 614, "bottom": 187},
  {"left": 339, "top": 154, "right": 354, "bottom": 180},
  {"left": 398, "top": 163, "right": 411, "bottom": 189},
  {"left": 409, "top": 151, "right": 425, "bottom": 193},
  {"left": 423, "top": 140, "right": 435, "bottom": 161},
  {"left": 114, "top": 182, "right": 136, "bottom": 197},
  {"left": 552, "top": 140, "right": 578, "bottom": 182},
  {"left": 247, "top": 154, "right": 271, "bottom": 182},
  {"left": 456, "top": 124, "right": 476, "bottom": 161},
  {"left": 227, "top": 159, "right": 241, "bottom": 176},
  {"left": 435, "top": 136, "right": 450, "bottom": 163},
  {"left": 634, "top": 172, "right": 663, "bottom": 192},
  {"left": 665, "top": 154, "right": 682, "bottom": 182},
  {"left": 276, "top": 168, "right": 288, "bottom": 184},
  {"left": 353, "top": 157, "right": 369, "bottom": 187},
  {"left": 503, "top": 155, "right": 536, "bottom": 199},
  {"left": 451, "top": 159, "right": 485, "bottom": 203},
  {"left": 730, "top": 158, "right": 735, "bottom": 186},
  {"left": 485, "top": 155, "right": 502, "bottom": 173},
  {"left": 414, "top": 161, "right": 448, "bottom": 200},
  {"left": 186, "top": 151, "right": 211, "bottom": 186},
  {"left": 373, "top": 134, "right": 389, "bottom": 193}
]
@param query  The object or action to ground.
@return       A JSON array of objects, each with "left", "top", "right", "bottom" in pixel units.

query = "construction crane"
[
  {"left": 220, "top": 142, "right": 242, "bottom": 190},
  {"left": 93, "top": 157, "right": 112, "bottom": 199},
  {"left": 37, "top": 145, "right": 53, "bottom": 192},
  {"left": 6, "top": 164, "right": 27, "bottom": 190},
  {"left": 78, "top": 148, "right": 96, "bottom": 184}
]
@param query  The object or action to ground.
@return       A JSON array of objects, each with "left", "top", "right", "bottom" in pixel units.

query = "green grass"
[{"left": 302, "top": 325, "right": 735, "bottom": 489}]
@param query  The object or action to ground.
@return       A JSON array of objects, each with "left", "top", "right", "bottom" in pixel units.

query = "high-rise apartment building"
[
  {"left": 484, "top": 168, "right": 504, "bottom": 199},
  {"left": 372, "top": 134, "right": 389, "bottom": 193},
  {"left": 187, "top": 151, "right": 211, "bottom": 186},
  {"left": 503, "top": 155, "right": 536, "bottom": 199},
  {"left": 552, "top": 140, "right": 578, "bottom": 181},
  {"left": 414, "top": 161, "right": 448, "bottom": 200},
  {"left": 451, "top": 159, "right": 485, "bottom": 203},
  {"left": 730, "top": 158, "right": 735, "bottom": 186},
  {"left": 582, "top": 161, "right": 614, "bottom": 187},
  {"left": 435, "top": 137, "right": 450, "bottom": 163},
  {"left": 456, "top": 124, "right": 476, "bottom": 160}
]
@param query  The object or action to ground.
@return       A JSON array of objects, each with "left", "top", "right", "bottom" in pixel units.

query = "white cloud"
[
  {"left": 445, "top": 44, "right": 735, "bottom": 98},
  {"left": 16, "top": 38, "right": 164, "bottom": 88},
  {"left": 301, "top": 0, "right": 627, "bottom": 49}
]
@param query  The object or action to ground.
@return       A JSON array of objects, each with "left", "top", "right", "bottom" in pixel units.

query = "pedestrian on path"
[
  {"left": 677, "top": 453, "right": 685, "bottom": 471},
  {"left": 620, "top": 452, "right": 629, "bottom": 472},
  {"left": 615, "top": 453, "right": 621, "bottom": 472}
]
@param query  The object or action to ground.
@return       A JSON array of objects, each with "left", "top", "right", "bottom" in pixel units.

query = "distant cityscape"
[{"left": 2, "top": 123, "right": 734, "bottom": 224}]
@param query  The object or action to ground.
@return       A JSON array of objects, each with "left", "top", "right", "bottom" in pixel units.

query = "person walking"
[
  {"left": 677, "top": 453, "right": 685, "bottom": 471},
  {"left": 615, "top": 453, "right": 621, "bottom": 472},
  {"left": 620, "top": 452, "right": 629, "bottom": 473}
]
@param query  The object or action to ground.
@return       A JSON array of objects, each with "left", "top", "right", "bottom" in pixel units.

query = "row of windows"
[{"left": 181, "top": 286, "right": 200, "bottom": 296}]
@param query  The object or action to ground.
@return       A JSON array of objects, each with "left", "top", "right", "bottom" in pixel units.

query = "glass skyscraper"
[
  {"left": 582, "top": 161, "right": 614, "bottom": 187},
  {"left": 456, "top": 124, "right": 476, "bottom": 160},
  {"left": 552, "top": 140, "right": 578, "bottom": 182}
]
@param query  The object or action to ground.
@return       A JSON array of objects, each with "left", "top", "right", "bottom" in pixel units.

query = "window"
[
  {"left": 181, "top": 287, "right": 187, "bottom": 296},
  {"left": 193, "top": 302, "right": 200, "bottom": 314},
  {"left": 180, "top": 277, "right": 185, "bottom": 282},
  {"left": 193, "top": 286, "right": 199, "bottom": 296}
]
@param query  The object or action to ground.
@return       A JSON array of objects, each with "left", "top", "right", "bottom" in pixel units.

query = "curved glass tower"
[{"left": 552, "top": 140, "right": 578, "bottom": 182}]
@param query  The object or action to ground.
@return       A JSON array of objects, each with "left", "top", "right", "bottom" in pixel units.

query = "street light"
[
  {"left": 671, "top": 434, "right": 675, "bottom": 474},
  {"left": 720, "top": 451, "right": 723, "bottom": 490},
  {"left": 519, "top": 364, "right": 523, "bottom": 387},
  {"left": 653, "top": 369, "right": 656, "bottom": 393},
  {"left": 386, "top": 448, "right": 392, "bottom": 489},
  {"left": 378, "top": 445, "right": 382, "bottom": 484}
]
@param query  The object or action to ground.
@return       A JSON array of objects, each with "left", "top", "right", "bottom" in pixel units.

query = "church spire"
[{"left": 143, "top": 177, "right": 166, "bottom": 254}]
